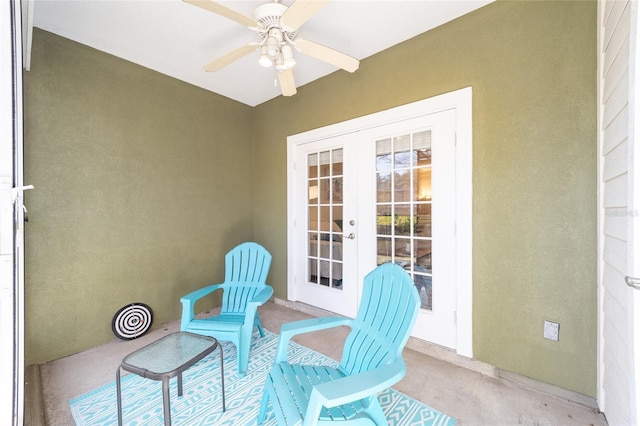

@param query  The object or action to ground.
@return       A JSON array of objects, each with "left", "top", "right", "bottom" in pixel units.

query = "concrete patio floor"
[{"left": 32, "top": 301, "right": 608, "bottom": 425}]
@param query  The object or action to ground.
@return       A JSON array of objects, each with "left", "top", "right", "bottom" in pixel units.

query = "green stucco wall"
[
  {"left": 23, "top": 29, "right": 254, "bottom": 364},
  {"left": 24, "top": 0, "right": 597, "bottom": 398},
  {"left": 252, "top": 0, "right": 597, "bottom": 396}
]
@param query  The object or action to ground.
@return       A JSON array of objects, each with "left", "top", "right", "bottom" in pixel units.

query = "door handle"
[
  {"left": 343, "top": 233, "right": 355, "bottom": 240},
  {"left": 10, "top": 184, "right": 34, "bottom": 203},
  {"left": 625, "top": 276, "right": 640, "bottom": 290}
]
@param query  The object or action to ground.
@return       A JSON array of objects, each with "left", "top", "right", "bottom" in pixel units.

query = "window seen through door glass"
[
  {"left": 375, "top": 131, "right": 432, "bottom": 310},
  {"left": 307, "top": 149, "right": 343, "bottom": 290}
]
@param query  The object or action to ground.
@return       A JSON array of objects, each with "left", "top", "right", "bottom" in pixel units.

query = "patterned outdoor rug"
[{"left": 70, "top": 330, "right": 456, "bottom": 426}]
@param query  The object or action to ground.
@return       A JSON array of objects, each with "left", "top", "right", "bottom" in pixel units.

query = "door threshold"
[{"left": 273, "top": 297, "right": 345, "bottom": 319}]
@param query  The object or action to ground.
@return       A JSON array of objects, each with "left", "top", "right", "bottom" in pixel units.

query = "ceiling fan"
[{"left": 183, "top": 0, "right": 360, "bottom": 97}]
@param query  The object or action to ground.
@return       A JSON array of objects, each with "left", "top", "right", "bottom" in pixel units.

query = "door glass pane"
[
  {"left": 415, "top": 204, "right": 431, "bottom": 238},
  {"left": 376, "top": 171, "right": 391, "bottom": 202},
  {"left": 376, "top": 205, "right": 392, "bottom": 235},
  {"left": 319, "top": 178, "right": 330, "bottom": 204},
  {"left": 308, "top": 181, "right": 319, "bottom": 204},
  {"left": 416, "top": 240, "right": 432, "bottom": 273},
  {"left": 332, "top": 205, "right": 343, "bottom": 233},
  {"left": 416, "top": 167, "right": 431, "bottom": 201},
  {"left": 394, "top": 204, "right": 411, "bottom": 236},
  {"left": 394, "top": 170, "right": 411, "bottom": 202},
  {"left": 332, "top": 177, "right": 343, "bottom": 203},
  {"left": 375, "top": 130, "right": 433, "bottom": 310},
  {"left": 376, "top": 236, "right": 392, "bottom": 262},
  {"left": 320, "top": 204, "right": 330, "bottom": 225},
  {"left": 308, "top": 153, "right": 318, "bottom": 178},
  {"left": 307, "top": 149, "right": 344, "bottom": 290},
  {"left": 394, "top": 134, "right": 411, "bottom": 168},
  {"left": 319, "top": 151, "right": 330, "bottom": 177},
  {"left": 332, "top": 149, "right": 343, "bottom": 174},
  {"left": 376, "top": 139, "right": 392, "bottom": 171},
  {"left": 414, "top": 131, "right": 432, "bottom": 166},
  {"left": 308, "top": 205, "right": 318, "bottom": 227}
]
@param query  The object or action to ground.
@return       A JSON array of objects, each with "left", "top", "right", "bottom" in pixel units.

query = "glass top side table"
[{"left": 116, "top": 331, "right": 225, "bottom": 426}]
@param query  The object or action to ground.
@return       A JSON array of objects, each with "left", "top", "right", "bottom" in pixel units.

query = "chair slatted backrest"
[
  {"left": 221, "top": 242, "right": 272, "bottom": 314},
  {"left": 339, "top": 263, "right": 420, "bottom": 375}
]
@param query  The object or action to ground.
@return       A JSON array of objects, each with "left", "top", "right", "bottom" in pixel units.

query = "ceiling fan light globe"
[
  {"left": 281, "top": 44, "right": 296, "bottom": 68},
  {"left": 259, "top": 54, "right": 273, "bottom": 68},
  {"left": 284, "top": 56, "right": 296, "bottom": 68}
]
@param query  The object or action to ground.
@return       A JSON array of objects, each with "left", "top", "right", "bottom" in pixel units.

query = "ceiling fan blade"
[
  {"left": 278, "top": 68, "right": 297, "bottom": 96},
  {"left": 183, "top": 0, "right": 259, "bottom": 28},
  {"left": 203, "top": 44, "right": 258, "bottom": 72},
  {"left": 295, "top": 39, "right": 359, "bottom": 73},
  {"left": 280, "top": 0, "right": 331, "bottom": 32}
]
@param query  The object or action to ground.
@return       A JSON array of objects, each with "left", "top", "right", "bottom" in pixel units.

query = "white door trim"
[
  {"left": 1, "top": 1, "right": 26, "bottom": 424},
  {"left": 287, "top": 87, "right": 473, "bottom": 357}
]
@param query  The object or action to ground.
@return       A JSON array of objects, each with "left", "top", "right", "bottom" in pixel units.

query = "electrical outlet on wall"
[{"left": 544, "top": 320, "right": 560, "bottom": 341}]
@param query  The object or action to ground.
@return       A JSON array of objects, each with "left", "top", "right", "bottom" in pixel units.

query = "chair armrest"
[
  {"left": 180, "top": 283, "right": 225, "bottom": 304},
  {"left": 243, "top": 286, "right": 274, "bottom": 330},
  {"left": 179, "top": 284, "right": 224, "bottom": 327},
  {"left": 248, "top": 285, "right": 273, "bottom": 306},
  {"left": 303, "top": 360, "right": 406, "bottom": 425},
  {"left": 276, "top": 317, "right": 352, "bottom": 363}
]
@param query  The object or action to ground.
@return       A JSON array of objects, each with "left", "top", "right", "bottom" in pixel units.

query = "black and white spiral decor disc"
[{"left": 111, "top": 303, "right": 153, "bottom": 340}]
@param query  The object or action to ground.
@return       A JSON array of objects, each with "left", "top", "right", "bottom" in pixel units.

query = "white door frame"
[
  {"left": 1, "top": 0, "right": 26, "bottom": 424},
  {"left": 628, "top": 3, "right": 640, "bottom": 418},
  {"left": 287, "top": 87, "right": 473, "bottom": 357}
]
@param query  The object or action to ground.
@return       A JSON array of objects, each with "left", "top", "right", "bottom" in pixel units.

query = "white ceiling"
[{"left": 32, "top": 0, "right": 492, "bottom": 106}]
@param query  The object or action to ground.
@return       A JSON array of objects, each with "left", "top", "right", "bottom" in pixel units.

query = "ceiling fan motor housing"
[{"left": 254, "top": 3, "right": 296, "bottom": 41}]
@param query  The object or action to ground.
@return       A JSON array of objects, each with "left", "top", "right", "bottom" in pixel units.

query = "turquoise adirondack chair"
[
  {"left": 180, "top": 242, "right": 273, "bottom": 377},
  {"left": 258, "top": 262, "right": 420, "bottom": 425}
]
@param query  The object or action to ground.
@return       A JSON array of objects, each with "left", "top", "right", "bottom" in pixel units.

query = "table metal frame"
[{"left": 116, "top": 331, "right": 225, "bottom": 425}]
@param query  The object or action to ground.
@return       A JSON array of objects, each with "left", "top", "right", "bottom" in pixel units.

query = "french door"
[
  {"left": 291, "top": 134, "right": 360, "bottom": 318},
  {"left": 289, "top": 107, "right": 460, "bottom": 350},
  {"left": 362, "top": 111, "right": 457, "bottom": 348}
]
